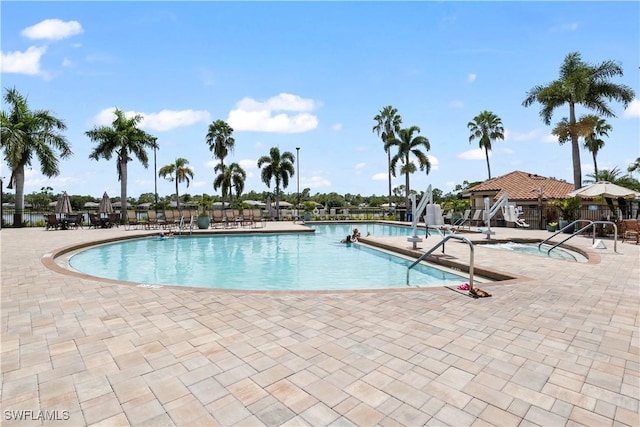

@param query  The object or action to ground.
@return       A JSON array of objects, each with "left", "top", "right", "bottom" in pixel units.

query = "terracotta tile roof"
[{"left": 463, "top": 170, "right": 575, "bottom": 201}]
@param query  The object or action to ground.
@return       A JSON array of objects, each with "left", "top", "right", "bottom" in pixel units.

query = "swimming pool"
[
  {"left": 68, "top": 223, "right": 471, "bottom": 291},
  {"left": 478, "top": 241, "right": 588, "bottom": 262}
]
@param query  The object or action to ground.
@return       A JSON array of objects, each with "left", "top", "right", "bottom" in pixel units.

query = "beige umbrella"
[
  {"left": 567, "top": 181, "right": 640, "bottom": 199},
  {"left": 99, "top": 192, "right": 113, "bottom": 214},
  {"left": 55, "top": 192, "right": 72, "bottom": 216}
]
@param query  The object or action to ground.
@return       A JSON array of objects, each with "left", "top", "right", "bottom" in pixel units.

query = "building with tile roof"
[{"left": 462, "top": 170, "right": 575, "bottom": 229}]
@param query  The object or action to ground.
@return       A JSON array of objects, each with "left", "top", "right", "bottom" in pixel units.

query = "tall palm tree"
[
  {"left": 582, "top": 115, "right": 611, "bottom": 179},
  {"left": 206, "top": 119, "right": 234, "bottom": 167},
  {"left": 385, "top": 125, "right": 431, "bottom": 211},
  {"left": 628, "top": 158, "right": 640, "bottom": 175},
  {"left": 86, "top": 108, "right": 157, "bottom": 220},
  {"left": 373, "top": 106, "right": 402, "bottom": 208},
  {"left": 213, "top": 162, "right": 246, "bottom": 209},
  {"left": 467, "top": 110, "right": 504, "bottom": 180},
  {"left": 0, "top": 87, "right": 72, "bottom": 226},
  {"left": 206, "top": 119, "right": 235, "bottom": 208},
  {"left": 522, "top": 51, "right": 634, "bottom": 189},
  {"left": 158, "top": 157, "right": 194, "bottom": 210},
  {"left": 257, "top": 147, "right": 295, "bottom": 220},
  {"left": 552, "top": 114, "right": 612, "bottom": 180}
]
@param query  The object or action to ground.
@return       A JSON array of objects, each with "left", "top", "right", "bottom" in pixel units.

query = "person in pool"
[
  {"left": 352, "top": 228, "right": 361, "bottom": 242},
  {"left": 340, "top": 235, "right": 353, "bottom": 244}
]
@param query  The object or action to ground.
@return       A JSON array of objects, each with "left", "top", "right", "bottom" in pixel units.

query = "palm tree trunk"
[
  {"left": 485, "top": 148, "right": 492, "bottom": 179},
  {"left": 120, "top": 159, "right": 128, "bottom": 221},
  {"left": 387, "top": 150, "right": 392, "bottom": 209},
  {"left": 569, "top": 103, "right": 582, "bottom": 189},
  {"left": 175, "top": 180, "right": 180, "bottom": 211},
  {"left": 592, "top": 152, "right": 599, "bottom": 180},
  {"left": 404, "top": 172, "right": 410, "bottom": 216},
  {"left": 404, "top": 154, "right": 410, "bottom": 214},
  {"left": 13, "top": 166, "right": 25, "bottom": 227},
  {"left": 275, "top": 186, "right": 281, "bottom": 221}
]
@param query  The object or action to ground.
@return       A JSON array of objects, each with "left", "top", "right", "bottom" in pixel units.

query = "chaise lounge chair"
[{"left": 621, "top": 219, "right": 640, "bottom": 244}]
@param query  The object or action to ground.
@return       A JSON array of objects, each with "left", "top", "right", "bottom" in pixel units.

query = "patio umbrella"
[
  {"left": 55, "top": 191, "right": 72, "bottom": 217},
  {"left": 83, "top": 201, "right": 99, "bottom": 209},
  {"left": 99, "top": 192, "right": 113, "bottom": 214},
  {"left": 567, "top": 181, "right": 640, "bottom": 199}
]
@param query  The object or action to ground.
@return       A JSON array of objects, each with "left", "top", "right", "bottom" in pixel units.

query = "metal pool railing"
[
  {"left": 539, "top": 220, "right": 618, "bottom": 254},
  {"left": 407, "top": 234, "right": 475, "bottom": 288}
]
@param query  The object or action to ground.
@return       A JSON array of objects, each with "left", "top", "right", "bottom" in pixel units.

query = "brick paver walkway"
[{"left": 1, "top": 223, "right": 638, "bottom": 426}]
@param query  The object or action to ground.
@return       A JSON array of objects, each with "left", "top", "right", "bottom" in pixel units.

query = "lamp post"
[
  {"left": 152, "top": 137, "right": 158, "bottom": 212},
  {"left": 296, "top": 147, "right": 300, "bottom": 221}
]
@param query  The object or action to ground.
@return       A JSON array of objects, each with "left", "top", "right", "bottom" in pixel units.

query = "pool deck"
[{"left": 1, "top": 222, "right": 638, "bottom": 426}]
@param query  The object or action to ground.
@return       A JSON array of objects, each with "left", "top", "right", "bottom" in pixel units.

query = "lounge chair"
[
  {"left": 621, "top": 219, "right": 640, "bottom": 244},
  {"left": 45, "top": 214, "right": 61, "bottom": 230},
  {"left": 453, "top": 209, "right": 471, "bottom": 230},
  {"left": 252, "top": 209, "right": 265, "bottom": 228},
  {"left": 210, "top": 210, "right": 224, "bottom": 229},
  {"left": 88, "top": 213, "right": 101, "bottom": 229},
  {"left": 470, "top": 209, "right": 484, "bottom": 227},
  {"left": 107, "top": 213, "right": 119, "bottom": 228},
  {"left": 124, "top": 210, "right": 146, "bottom": 230}
]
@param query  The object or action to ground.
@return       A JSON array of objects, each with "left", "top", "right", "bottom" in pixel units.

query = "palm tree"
[
  {"left": 522, "top": 51, "right": 635, "bottom": 189},
  {"left": 628, "top": 158, "right": 640, "bottom": 175},
  {"left": 552, "top": 114, "right": 612, "bottom": 180},
  {"left": 373, "top": 106, "right": 402, "bottom": 209},
  {"left": 385, "top": 125, "right": 431, "bottom": 211},
  {"left": 0, "top": 87, "right": 72, "bottom": 226},
  {"left": 206, "top": 119, "right": 235, "bottom": 167},
  {"left": 467, "top": 110, "right": 504, "bottom": 180},
  {"left": 86, "top": 108, "right": 157, "bottom": 220},
  {"left": 158, "top": 157, "right": 194, "bottom": 210},
  {"left": 582, "top": 115, "right": 612, "bottom": 179},
  {"left": 257, "top": 147, "right": 295, "bottom": 220},
  {"left": 213, "top": 162, "right": 246, "bottom": 209}
]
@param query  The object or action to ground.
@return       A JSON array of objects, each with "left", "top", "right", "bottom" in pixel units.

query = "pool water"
[
  {"left": 479, "top": 242, "right": 587, "bottom": 262},
  {"left": 68, "top": 223, "right": 470, "bottom": 290}
]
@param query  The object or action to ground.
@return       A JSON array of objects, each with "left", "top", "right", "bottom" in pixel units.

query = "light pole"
[
  {"left": 296, "top": 147, "right": 300, "bottom": 222},
  {"left": 152, "top": 137, "right": 158, "bottom": 212}
]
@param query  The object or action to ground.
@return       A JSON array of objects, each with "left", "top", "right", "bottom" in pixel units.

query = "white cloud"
[
  {"left": 227, "top": 93, "right": 319, "bottom": 133},
  {"left": 504, "top": 128, "right": 546, "bottom": 142},
  {"left": 302, "top": 176, "right": 331, "bottom": 189},
  {"left": 555, "top": 22, "right": 579, "bottom": 32},
  {"left": 238, "top": 159, "right": 258, "bottom": 170},
  {"left": 457, "top": 148, "right": 486, "bottom": 160},
  {"left": 355, "top": 162, "right": 366, "bottom": 170},
  {"left": 204, "top": 160, "right": 217, "bottom": 169},
  {"left": 331, "top": 123, "right": 342, "bottom": 131},
  {"left": 624, "top": 99, "right": 640, "bottom": 118},
  {"left": 372, "top": 172, "right": 389, "bottom": 181},
  {"left": 61, "top": 58, "right": 72, "bottom": 67},
  {"left": 467, "top": 73, "right": 477, "bottom": 83},
  {"left": 91, "top": 107, "right": 211, "bottom": 131},
  {"left": 0, "top": 46, "right": 47, "bottom": 75},
  {"left": 449, "top": 100, "right": 464, "bottom": 109},
  {"left": 21, "top": 19, "right": 83, "bottom": 40},
  {"left": 427, "top": 155, "right": 439, "bottom": 171}
]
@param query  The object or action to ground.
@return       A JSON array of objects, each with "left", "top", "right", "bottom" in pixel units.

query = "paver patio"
[{"left": 1, "top": 223, "right": 638, "bottom": 426}]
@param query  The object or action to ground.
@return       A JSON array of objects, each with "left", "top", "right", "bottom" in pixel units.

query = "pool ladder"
[
  {"left": 538, "top": 220, "right": 618, "bottom": 254},
  {"left": 177, "top": 215, "right": 195, "bottom": 235},
  {"left": 407, "top": 234, "right": 475, "bottom": 288}
]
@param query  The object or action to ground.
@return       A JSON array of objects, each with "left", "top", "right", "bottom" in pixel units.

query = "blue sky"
[{"left": 2, "top": 1, "right": 639, "bottom": 201}]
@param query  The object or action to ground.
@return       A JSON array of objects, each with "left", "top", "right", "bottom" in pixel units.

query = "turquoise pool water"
[
  {"left": 479, "top": 242, "right": 588, "bottom": 262},
  {"left": 68, "top": 223, "right": 470, "bottom": 290}
]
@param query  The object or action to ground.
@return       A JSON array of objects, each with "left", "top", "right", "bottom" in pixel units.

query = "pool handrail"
[
  {"left": 538, "top": 220, "right": 618, "bottom": 254},
  {"left": 407, "top": 234, "right": 474, "bottom": 289}
]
